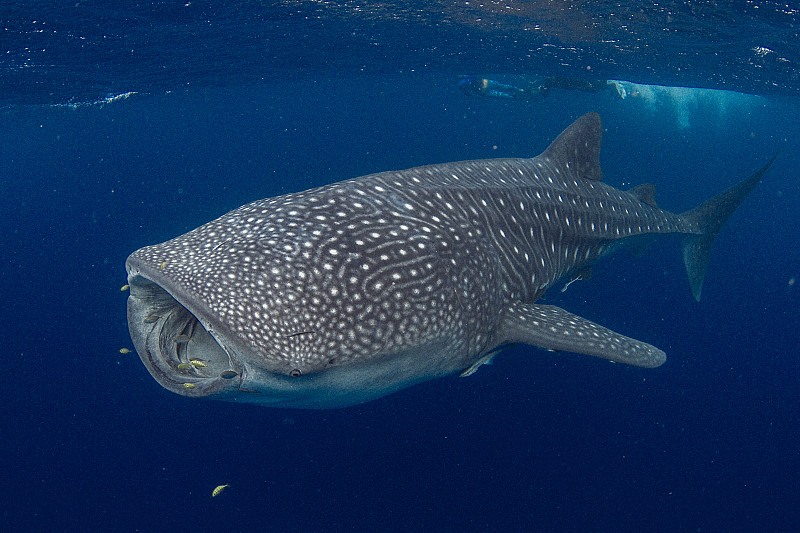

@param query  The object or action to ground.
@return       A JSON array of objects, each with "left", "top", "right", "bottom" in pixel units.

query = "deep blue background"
[{"left": 1, "top": 76, "right": 799, "bottom": 531}]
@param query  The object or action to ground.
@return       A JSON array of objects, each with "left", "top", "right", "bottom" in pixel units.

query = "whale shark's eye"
[{"left": 289, "top": 368, "right": 302, "bottom": 377}]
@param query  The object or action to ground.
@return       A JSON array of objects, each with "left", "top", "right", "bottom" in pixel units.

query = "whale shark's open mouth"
[{"left": 126, "top": 272, "right": 245, "bottom": 398}]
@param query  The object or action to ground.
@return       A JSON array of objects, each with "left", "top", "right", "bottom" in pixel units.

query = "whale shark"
[{"left": 126, "top": 113, "right": 774, "bottom": 408}]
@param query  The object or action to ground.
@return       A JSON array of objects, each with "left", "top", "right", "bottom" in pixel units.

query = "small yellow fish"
[
  {"left": 189, "top": 359, "right": 207, "bottom": 368},
  {"left": 159, "top": 261, "right": 168, "bottom": 269},
  {"left": 119, "top": 348, "right": 131, "bottom": 354},
  {"left": 212, "top": 484, "right": 230, "bottom": 498},
  {"left": 182, "top": 383, "right": 196, "bottom": 389},
  {"left": 177, "top": 363, "right": 191, "bottom": 370},
  {"left": 120, "top": 284, "right": 130, "bottom": 291}
]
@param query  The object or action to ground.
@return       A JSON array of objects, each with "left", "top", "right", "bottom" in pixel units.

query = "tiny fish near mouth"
[{"left": 125, "top": 112, "right": 775, "bottom": 409}]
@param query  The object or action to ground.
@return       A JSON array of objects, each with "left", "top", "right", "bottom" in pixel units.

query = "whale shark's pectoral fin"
[{"left": 496, "top": 302, "right": 666, "bottom": 368}]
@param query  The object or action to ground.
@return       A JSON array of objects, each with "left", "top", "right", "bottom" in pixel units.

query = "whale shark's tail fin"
[{"left": 680, "top": 153, "right": 778, "bottom": 301}]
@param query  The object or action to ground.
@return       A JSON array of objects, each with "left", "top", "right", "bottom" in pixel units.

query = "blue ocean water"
[{"left": 1, "top": 2, "right": 799, "bottom": 531}]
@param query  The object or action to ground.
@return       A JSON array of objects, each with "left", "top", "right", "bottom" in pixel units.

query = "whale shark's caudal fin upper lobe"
[{"left": 680, "top": 153, "right": 778, "bottom": 301}]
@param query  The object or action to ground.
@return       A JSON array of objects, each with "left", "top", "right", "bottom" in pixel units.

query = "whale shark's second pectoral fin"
[{"left": 496, "top": 302, "right": 666, "bottom": 368}]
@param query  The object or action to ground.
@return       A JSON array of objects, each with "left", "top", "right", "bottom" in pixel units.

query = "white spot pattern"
[{"left": 129, "top": 130, "right": 694, "bottom": 377}]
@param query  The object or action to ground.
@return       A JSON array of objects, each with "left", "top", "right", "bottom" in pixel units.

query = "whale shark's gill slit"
[{"left": 171, "top": 313, "right": 200, "bottom": 362}]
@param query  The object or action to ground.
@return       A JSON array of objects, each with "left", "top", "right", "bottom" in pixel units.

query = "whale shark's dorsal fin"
[{"left": 540, "top": 111, "right": 603, "bottom": 182}]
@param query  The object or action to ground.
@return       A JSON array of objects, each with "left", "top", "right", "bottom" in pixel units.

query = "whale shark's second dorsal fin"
[
  {"left": 628, "top": 183, "right": 658, "bottom": 208},
  {"left": 540, "top": 112, "right": 604, "bottom": 182}
]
